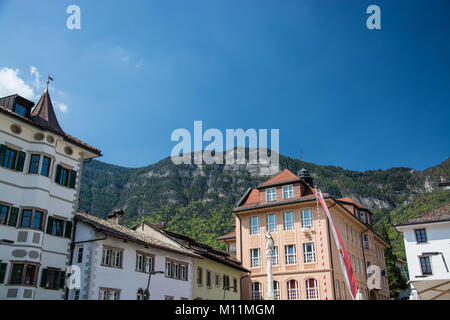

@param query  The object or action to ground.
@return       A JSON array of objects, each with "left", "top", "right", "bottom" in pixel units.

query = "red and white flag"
[{"left": 316, "top": 191, "right": 357, "bottom": 300}]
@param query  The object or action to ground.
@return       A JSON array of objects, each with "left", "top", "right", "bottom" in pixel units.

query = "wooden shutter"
[
  {"left": 46, "top": 216, "right": 54, "bottom": 234},
  {"left": 69, "top": 170, "right": 77, "bottom": 189},
  {"left": 15, "top": 151, "right": 26, "bottom": 171},
  {"left": 0, "top": 144, "right": 7, "bottom": 165},
  {"left": 8, "top": 207, "right": 19, "bottom": 227},
  {"left": 64, "top": 221, "right": 73, "bottom": 239},
  {"left": 58, "top": 271, "right": 66, "bottom": 290},
  {"left": 0, "top": 263, "right": 7, "bottom": 284},
  {"left": 55, "top": 165, "right": 62, "bottom": 184},
  {"left": 40, "top": 268, "right": 48, "bottom": 288}
]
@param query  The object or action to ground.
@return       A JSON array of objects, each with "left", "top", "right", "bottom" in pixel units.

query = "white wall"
[
  {"left": 69, "top": 222, "right": 194, "bottom": 300},
  {"left": 398, "top": 221, "right": 450, "bottom": 281}
]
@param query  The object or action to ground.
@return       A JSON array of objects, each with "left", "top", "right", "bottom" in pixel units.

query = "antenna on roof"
[
  {"left": 46, "top": 75, "right": 54, "bottom": 91},
  {"left": 141, "top": 211, "right": 145, "bottom": 231}
]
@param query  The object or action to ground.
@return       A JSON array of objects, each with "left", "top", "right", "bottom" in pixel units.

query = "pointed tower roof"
[{"left": 30, "top": 87, "right": 64, "bottom": 135}]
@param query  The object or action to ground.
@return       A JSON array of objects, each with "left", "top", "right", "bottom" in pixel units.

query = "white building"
[
  {"left": 0, "top": 87, "right": 101, "bottom": 300},
  {"left": 68, "top": 210, "right": 199, "bottom": 300},
  {"left": 395, "top": 202, "right": 450, "bottom": 300}
]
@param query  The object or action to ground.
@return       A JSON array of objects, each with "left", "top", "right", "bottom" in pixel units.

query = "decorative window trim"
[
  {"left": 282, "top": 185, "right": 294, "bottom": 200},
  {"left": 101, "top": 246, "right": 123, "bottom": 268},
  {"left": 266, "top": 188, "right": 277, "bottom": 202}
]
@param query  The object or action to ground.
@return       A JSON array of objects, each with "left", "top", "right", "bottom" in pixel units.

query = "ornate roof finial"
[{"left": 46, "top": 75, "right": 54, "bottom": 91}]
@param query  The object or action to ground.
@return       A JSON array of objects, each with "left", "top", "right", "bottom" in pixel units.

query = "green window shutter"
[
  {"left": 69, "top": 170, "right": 77, "bottom": 189},
  {"left": 8, "top": 207, "right": 19, "bottom": 227},
  {"left": 64, "top": 221, "right": 73, "bottom": 239},
  {"left": 58, "top": 271, "right": 66, "bottom": 290},
  {"left": 0, "top": 263, "right": 7, "bottom": 284},
  {"left": 0, "top": 144, "right": 7, "bottom": 166},
  {"left": 55, "top": 165, "right": 62, "bottom": 184},
  {"left": 40, "top": 268, "right": 48, "bottom": 288},
  {"left": 46, "top": 216, "right": 54, "bottom": 234},
  {"left": 15, "top": 151, "right": 26, "bottom": 171}
]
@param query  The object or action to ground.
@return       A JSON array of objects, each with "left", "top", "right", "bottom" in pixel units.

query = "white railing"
[
  {"left": 304, "top": 252, "right": 316, "bottom": 263},
  {"left": 287, "top": 289, "right": 299, "bottom": 300},
  {"left": 250, "top": 225, "right": 260, "bottom": 235},
  {"left": 252, "top": 292, "right": 262, "bottom": 300},
  {"left": 251, "top": 257, "right": 261, "bottom": 267},
  {"left": 306, "top": 288, "right": 319, "bottom": 299},
  {"left": 286, "top": 254, "right": 297, "bottom": 265},
  {"left": 271, "top": 255, "right": 279, "bottom": 266}
]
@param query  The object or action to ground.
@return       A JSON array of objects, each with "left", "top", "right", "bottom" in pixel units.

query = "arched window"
[
  {"left": 137, "top": 289, "right": 149, "bottom": 300},
  {"left": 287, "top": 280, "right": 299, "bottom": 300},
  {"left": 306, "top": 278, "right": 319, "bottom": 299},
  {"left": 252, "top": 282, "right": 262, "bottom": 300},
  {"left": 335, "top": 280, "right": 340, "bottom": 300},
  {"left": 273, "top": 281, "right": 280, "bottom": 300}
]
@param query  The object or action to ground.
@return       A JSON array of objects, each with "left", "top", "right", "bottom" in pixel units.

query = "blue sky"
[{"left": 0, "top": 0, "right": 448, "bottom": 171}]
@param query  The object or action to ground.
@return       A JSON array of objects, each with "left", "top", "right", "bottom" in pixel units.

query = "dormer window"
[
  {"left": 283, "top": 185, "right": 294, "bottom": 199},
  {"left": 360, "top": 211, "right": 367, "bottom": 224},
  {"left": 14, "top": 103, "right": 27, "bottom": 117},
  {"left": 266, "top": 188, "right": 277, "bottom": 202}
]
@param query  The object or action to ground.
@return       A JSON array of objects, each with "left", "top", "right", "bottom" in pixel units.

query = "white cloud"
[
  {"left": 0, "top": 67, "right": 35, "bottom": 100},
  {"left": 54, "top": 101, "right": 68, "bottom": 113},
  {"left": 30, "top": 66, "right": 42, "bottom": 89}
]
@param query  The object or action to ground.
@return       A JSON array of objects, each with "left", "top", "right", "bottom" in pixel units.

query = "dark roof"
[
  {"left": 30, "top": 89, "right": 64, "bottom": 135},
  {"left": 75, "top": 212, "right": 199, "bottom": 258},
  {"left": 135, "top": 222, "right": 249, "bottom": 272},
  {"left": 396, "top": 202, "right": 450, "bottom": 227},
  {"left": 0, "top": 92, "right": 101, "bottom": 156}
]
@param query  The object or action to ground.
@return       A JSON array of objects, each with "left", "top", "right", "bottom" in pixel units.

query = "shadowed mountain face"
[{"left": 78, "top": 153, "right": 449, "bottom": 248}]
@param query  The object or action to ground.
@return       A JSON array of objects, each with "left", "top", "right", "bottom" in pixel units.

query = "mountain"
[{"left": 78, "top": 153, "right": 450, "bottom": 249}]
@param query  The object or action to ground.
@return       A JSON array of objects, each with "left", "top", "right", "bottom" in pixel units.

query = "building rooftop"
[
  {"left": 75, "top": 212, "right": 199, "bottom": 258},
  {"left": 396, "top": 202, "right": 450, "bottom": 227},
  {"left": 218, "top": 231, "right": 236, "bottom": 241},
  {"left": 338, "top": 197, "right": 367, "bottom": 209},
  {"left": 0, "top": 90, "right": 101, "bottom": 156},
  {"left": 257, "top": 169, "right": 301, "bottom": 188}
]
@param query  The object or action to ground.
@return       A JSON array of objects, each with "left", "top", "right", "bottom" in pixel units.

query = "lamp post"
[
  {"left": 223, "top": 286, "right": 237, "bottom": 300},
  {"left": 145, "top": 271, "right": 164, "bottom": 300}
]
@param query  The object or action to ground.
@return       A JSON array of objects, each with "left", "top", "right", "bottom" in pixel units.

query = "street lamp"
[
  {"left": 223, "top": 286, "right": 236, "bottom": 300},
  {"left": 145, "top": 271, "right": 164, "bottom": 300}
]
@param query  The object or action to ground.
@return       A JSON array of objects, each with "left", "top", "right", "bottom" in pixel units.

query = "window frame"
[
  {"left": 287, "top": 279, "right": 299, "bottom": 300},
  {"left": 249, "top": 216, "right": 260, "bottom": 235},
  {"left": 285, "top": 244, "right": 297, "bottom": 265},
  {"left": 301, "top": 208, "right": 313, "bottom": 229},
  {"left": 266, "top": 213, "right": 277, "bottom": 233},
  {"left": 283, "top": 211, "right": 294, "bottom": 231},
  {"left": 419, "top": 256, "right": 432, "bottom": 275},
  {"left": 282, "top": 185, "right": 294, "bottom": 200},
  {"left": 9, "top": 261, "right": 40, "bottom": 287},
  {"left": 415, "top": 229, "right": 427, "bottom": 243},
  {"left": 303, "top": 242, "right": 316, "bottom": 263},
  {"left": 250, "top": 248, "right": 261, "bottom": 267},
  {"left": 305, "top": 278, "right": 319, "bottom": 299},
  {"left": 28, "top": 154, "right": 41, "bottom": 174},
  {"left": 266, "top": 188, "right": 277, "bottom": 202},
  {"left": 101, "top": 246, "right": 123, "bottom": 268},
  {"left": 251, "top": 282, "right": 262, "bottom": 300}
]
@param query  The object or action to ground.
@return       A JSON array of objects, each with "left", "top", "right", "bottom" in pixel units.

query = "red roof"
[
  {"left": 258, "top": 169, "right": 299, "bottom": 187},
  {"left": 218, "top": 231, "right": 236, "bottom": 240},
  {"left": 338, "top": 197, "right": 366, "bottom": 209}
]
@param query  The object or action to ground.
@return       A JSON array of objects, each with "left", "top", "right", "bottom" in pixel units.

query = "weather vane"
[{"left": 46, "top": 75, "right": 54, "bottom": 90}]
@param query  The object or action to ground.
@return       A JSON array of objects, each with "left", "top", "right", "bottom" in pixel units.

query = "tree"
[{"left": 378, "top": 224, "right": 408, "bottom": 299}]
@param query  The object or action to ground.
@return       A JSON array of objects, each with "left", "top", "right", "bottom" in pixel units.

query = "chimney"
[
  {"left": 107, "top": 209, "right": 124, "bottom": 225},
  {"left": 298, "top": 168, "right": 313, "bottom": 187}
]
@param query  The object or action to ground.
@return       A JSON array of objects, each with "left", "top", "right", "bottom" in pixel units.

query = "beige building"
[{"left": 221, "top": 168, "right": 390, "bottom": 300}]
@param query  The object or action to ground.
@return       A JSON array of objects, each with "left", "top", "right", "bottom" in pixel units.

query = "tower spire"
[{"left": 46, "top": 75, "right": 54, "bottom": 91}]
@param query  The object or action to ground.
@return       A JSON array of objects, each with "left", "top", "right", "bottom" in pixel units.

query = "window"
[
  {"left": 206, "top": 270, "right": 212, "bottom": 287},
  {"left": 287, "top": 280, "right": 299, "bottom": 300},
  {"left": 250, "top": 216, "right": 260, "bottom": 235},
  {"left": 166, "top": 261, "right": 172, "bottom": 277},
  {"left": 55, "top": 164, "right": 77, "bottom": 188},
  {"left": 20, "top": 210, "right": 32, "bottom": 228},
  {"left": 250, "top": 248, "right": 261, "bottom": 267},
  {"left": 420, "top": 256, "right": 432, "bottom": 275},
  {"left": 283, "top": 211, "right": 294, "bottom": 230},
  {"left": 301, "top": 209, "right": 313, "bottom": 229},
  {"left": 51, "top": 218, "right": 64, "bottom": 236},
  {"left": 266, "top": 214, "right": 277, "bottom": 232},
  {"left": 45, "top": 269, "right": 61, "bottom": 290},
  {"left": 137, "top": 289, "right": 149, "bottom": 300},
  {"left": 173, "top": 263, "right": 180, "bottom": 279},
  {"left": 197, "top": 267, "right": 203, "bottom": 285},
  {"left": 41, "top": 156, "right": 51, "bottom": 177},
  {"left": 283, "top": 185, "right": 293, "bottom": 199},
  {"left": 303, "top": 243, "right": 316, "bottom": 263},
  {"left": 266, "top": 188, "right": 277, "bottom": 202},
  {"left": 345, "top": 224, "right": 348, "bottom": 240},
  {"left": 233, "top": 278, "right": 238, "bottom": 292},
  {"left": 77, "top": 247, "right": 83, "bottom": 263},
  {"left": 273, "top": 281, "right": 280, "bottom": 300},
  {"left": 9, "top": 263, "right": 38, "bottom": 286},
  {"left": 306, "top": 278, "right": 319, "bottom": 299},
  {"left": 14, "top": 103, "right": 27, "bottom": 117},
  {"left": 181, "top": 265, "right": 187, "bottom": 281},
  {"left": 0, "top": 145, "right": 26, "bottom": 171},
  {"left": 363, "top": 234, "right": 369, "bottom": 249},
  {"left": 99, "top": 288, "right": 120, "bottom": 300},
  {"left": 342, "top": 281, "right": 346, "bottom": 300},
  {"left": 356, "top": 257, "right": 360, "bottom": 274},
  {"left": 351, "top": 255, "right": 356, "bottom": 271},
  {"left": 73, "top": 290, "right": 80, "bottom": 300},
  {"left": 223, "top": 275, "right": 230, "bottom": 289},
  {"left": 145, "top": 256, "right": 153, "bottom": 273},
  {"left": 360, "top": 211, "right": 367, "bottom": 224},
  {"left": 335, "top": 280, "right": 340, "bottom": 300},
  {"left": 215, "top": 273, "right": 220, "bottom": 287},
  {"left": 285, "top": 245, "right": 297, "bottom": 264},
  {"left": 32, "top": 211, "right": 43, "bottom": 230},
  {"left": 0, "top": 204, "right": 9, "bottom": 225},
  {"left": 28, "top": 154, "right": 40, "bottom": 174},
  {"left": 136, "top": 254, "right": 144, "bottom": 271},
  {"left": 102, "top": 248, "right": 111, "bottom": 266},
  {"left": 251, "top": 282, "right": 262, "bottom": 300},
  {"left": 270, "top": 247, "right": 279, "bottom": 266},
  {"left": 113, "top": 251, "right": 122, "bottom": 268},
  {"left": 415, "top": 229, "right": 427, "bottom": 243}
]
